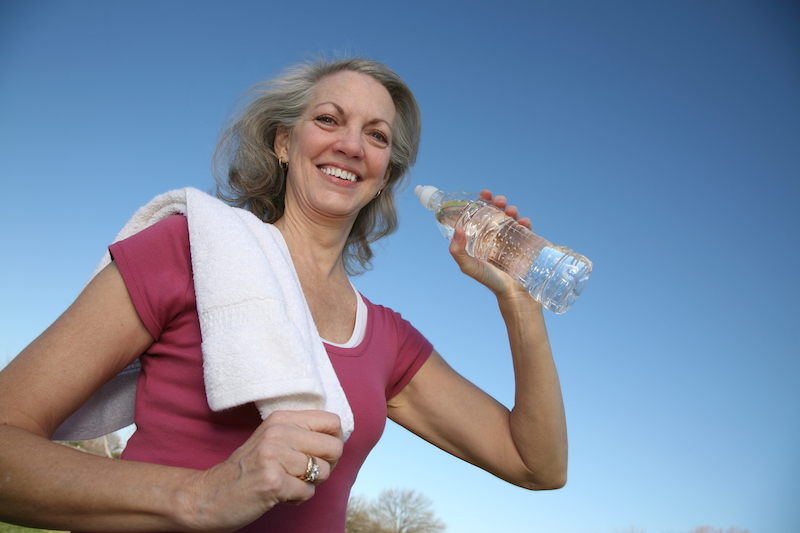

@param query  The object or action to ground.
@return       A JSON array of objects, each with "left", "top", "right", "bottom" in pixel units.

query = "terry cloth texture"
[{"left": 52, "top": 187, "right": 354, "bottom": 441}]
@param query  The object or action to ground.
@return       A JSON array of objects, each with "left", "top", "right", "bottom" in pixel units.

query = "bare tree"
[
  {"left": 346, "top": 489, "right": 445, "bottom": 533},
  {"left": 372, "top": 489, "right": 446, "bottom": 533},
  {"left": 345, "top": 495, "right": 389, "bottom": 533}
]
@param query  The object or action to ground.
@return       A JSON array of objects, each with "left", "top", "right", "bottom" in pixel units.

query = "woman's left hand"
[
  {"left": 394, "top": 194, "right": 567, "bottom": 492},
  {"left": 448, "top": 190, "right": 533, "bottom": 298}
]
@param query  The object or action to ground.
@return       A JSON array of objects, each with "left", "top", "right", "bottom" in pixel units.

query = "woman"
[{"left": 0, "top": 58, "right": 567, "bottom": 532}]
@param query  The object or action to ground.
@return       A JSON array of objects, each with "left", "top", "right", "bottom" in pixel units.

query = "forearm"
[
  {"left": 0, "top": 424, "right": 195, "bottom": 532},
  {"left": 497, "top": 288, "right": 568, "bottom": 489}
]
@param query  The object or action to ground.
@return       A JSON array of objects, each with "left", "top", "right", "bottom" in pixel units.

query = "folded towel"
[{"left": 53, "top": 188, "right": 354, "bottom": 442}]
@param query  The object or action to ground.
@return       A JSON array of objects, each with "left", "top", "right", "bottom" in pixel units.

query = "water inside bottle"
[
  {"left": 434, "top": 199, "right": 473, "bottom": 240},
  {"left": 434, "top": 196, "right": 591, "bottom": 313},
  {"left": 460, "top": 205, "right": 543, "bottom": 279},
  {"left": 523, "top": 246, "right": 592, "bottom": 314}
]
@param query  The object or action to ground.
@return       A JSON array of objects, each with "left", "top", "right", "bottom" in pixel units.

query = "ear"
[{"left": 274, "top": 126, "right": 290, "bottom": 161}]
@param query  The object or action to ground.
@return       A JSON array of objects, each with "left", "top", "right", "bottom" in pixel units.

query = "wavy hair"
[{"left": 213, "top": 57, "right": 421, "bottom": 275}]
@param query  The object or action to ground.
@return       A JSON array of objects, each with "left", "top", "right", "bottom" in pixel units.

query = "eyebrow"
[{"left": 313, "top": 101, "right": 393, "bottom": 130}]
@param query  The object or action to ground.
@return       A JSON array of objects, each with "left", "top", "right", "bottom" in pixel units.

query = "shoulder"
[
  {"left": 108, "top": 215, "right": 194, "bottom": 337},
  {"left": 360, "top": 294, "right": 431, "bottom": 350},
  {"left": 110, "top": 215, "right": 190, "bottom": 264},
  {"left": 138, "top": 214, "right": 189, "bottom": 242},
  {"left": 360, "top": 294, "right": 406, "bottom": 330},
  {"left": 360, "top": 294, "right": 400, "bottom": 320}
]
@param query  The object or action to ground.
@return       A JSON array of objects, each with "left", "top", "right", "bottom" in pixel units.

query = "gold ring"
[{"left": 299, "top": 454, "right": 320, "bottom": 483}]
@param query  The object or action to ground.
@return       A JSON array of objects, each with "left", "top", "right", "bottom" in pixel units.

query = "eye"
[
  {"left": 370, "top": 130, "right": 389, "bottom": 145},
  {"left": 315, "top": 115, "right": 337, "bottom": 126}
]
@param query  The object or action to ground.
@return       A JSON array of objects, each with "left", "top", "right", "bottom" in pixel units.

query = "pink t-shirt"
[{"left": 108, "top": 215, "right": 432, "bottom": 532}]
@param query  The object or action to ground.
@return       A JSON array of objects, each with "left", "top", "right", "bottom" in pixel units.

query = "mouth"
[{"left": 320, "top": 166, "right": 360, "bottom": 182}]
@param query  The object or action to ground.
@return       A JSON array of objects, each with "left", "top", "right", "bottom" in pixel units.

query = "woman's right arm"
[{"left": 0, "top": 262, "right": 343, "bottom": 532}]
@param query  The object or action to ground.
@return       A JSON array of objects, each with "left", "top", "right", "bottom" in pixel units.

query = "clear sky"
[{"left": 1, "top": 1, "right": 798, "bottom": 532}]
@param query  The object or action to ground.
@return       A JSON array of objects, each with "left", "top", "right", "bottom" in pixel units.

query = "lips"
[{"left": 320, "top": 166, "right": 359, "bottom": 182}]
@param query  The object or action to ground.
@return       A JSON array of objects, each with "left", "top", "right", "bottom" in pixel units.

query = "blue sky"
[{"left": 1, "top": 1, "right": 798, "bottom": 532}]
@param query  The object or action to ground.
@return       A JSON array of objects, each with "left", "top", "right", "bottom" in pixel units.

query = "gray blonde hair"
[{"left": 213, "top": 57, "right": 421, "bottom": 275}]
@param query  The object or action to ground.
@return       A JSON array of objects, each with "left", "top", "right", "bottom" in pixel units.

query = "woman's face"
[{"left": 275, "top": 70, "right": 396, "bottom": 224}]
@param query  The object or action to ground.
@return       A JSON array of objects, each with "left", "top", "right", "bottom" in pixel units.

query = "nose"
[{"left": 334, "top": 126, "right": 364, "bottom": 159}]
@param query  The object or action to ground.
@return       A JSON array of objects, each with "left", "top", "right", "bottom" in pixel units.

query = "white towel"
[{"left": 52, "top": 188, "right": 354, "bottom": 442}]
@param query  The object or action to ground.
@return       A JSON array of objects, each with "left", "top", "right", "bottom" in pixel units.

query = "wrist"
[
  {"left": 171, "top": 468, "right": 219, "bottom": 532},
  {"left": 496, "top": 285, "right": 544, "bottom": 320},
  {"left": 494, "top": 279, "right": 534, "bottom": 304}
]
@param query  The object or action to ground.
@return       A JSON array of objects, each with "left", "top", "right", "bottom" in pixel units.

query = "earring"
[
  {"left": 374, "top": 189, "right": 383, "bottom": 199},
  {"left": 278, "top": 157, "right": 288, "bottom": 171}
]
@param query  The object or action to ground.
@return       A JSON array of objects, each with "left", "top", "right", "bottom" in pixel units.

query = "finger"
[
  {"left": 449, "top": 228, "right": 484, "bottom": 277},
  {"left": 479, "top": 190, "right": 531, "bottom": 225},
  {"left": 265, "top": 409, "right": 343, "bottom": 442},
  {"left": 448, "top": 227, "right": 476, "bottom": 271},
  {"left": 292, "top": 452, "right": 329, "bottom": 485},
  {"left": 257, "top": 411, "right": 344, "bottom": 470},
  {"left": 503, "top": 204, "right": 520, "bottom": 220},
  {"left": 488, "top": 193, "right": 529, "bottom": 227},
  {"left": 448, "top": 227, "right": 468, "bottom": 259},
  {"left": 279, "top": 476, "right": 318, "bottom": 507},
  {"left": 491, "top": 195, "right": 508, "bottom": 210}
]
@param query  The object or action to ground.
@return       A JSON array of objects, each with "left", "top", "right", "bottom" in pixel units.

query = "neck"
[{"left": 273, "top": 209, "right": 354, "bottom": 281}]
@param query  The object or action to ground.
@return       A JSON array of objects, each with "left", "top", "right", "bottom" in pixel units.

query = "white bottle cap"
[{"left": 414, "top": 185, "right": 441, "bottom": 211}]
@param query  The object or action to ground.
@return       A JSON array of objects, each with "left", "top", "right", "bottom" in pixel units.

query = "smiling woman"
[
  {"left": 214, "top": 58, "right": 421, "bottom": 275},
  {"left": 0, "top": 56, "right": 567, "bottom": 533},
  {"left": 273, "top": 71, "right": 396, "bottom": 243}
]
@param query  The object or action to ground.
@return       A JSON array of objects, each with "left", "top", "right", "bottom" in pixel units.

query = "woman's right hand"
[
  {"left": 179, "top": 409, "right": 344, "bottom": 532},
  {"left": 0, "top": 262, "right": 344, "bottom": 532}
]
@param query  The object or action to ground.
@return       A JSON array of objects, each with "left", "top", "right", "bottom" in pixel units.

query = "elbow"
[
  {"left": 526, "top": 474, "right": 567, "bottom": 491},
  {"left": 541, "top": 469, "right": 567, "bottom": 490},
  {"left": 519, "top": 463, "right": 567, "bottom": 491}
]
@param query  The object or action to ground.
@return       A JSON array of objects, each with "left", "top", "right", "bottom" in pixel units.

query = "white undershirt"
[{"left": 323, "top": 285, "right": 367, "bottom": 348}]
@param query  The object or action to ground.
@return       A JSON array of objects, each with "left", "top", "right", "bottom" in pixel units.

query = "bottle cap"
[{"left": 414, "top": 185, "right": 441, "bottom": 211}]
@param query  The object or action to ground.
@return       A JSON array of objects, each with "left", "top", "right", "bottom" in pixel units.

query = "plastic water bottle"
[{"left": 415, "top": 185, "right": 592, "bottom": 314}]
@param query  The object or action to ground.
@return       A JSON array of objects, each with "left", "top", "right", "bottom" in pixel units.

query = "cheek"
[
  {"left": 382, "top": 161, "right": 393, "bottom": 182},
  {"left": 374, "top": 152, "right": 393, "bottom": 175},
  {"left": 289, "top": 126, "right": 323, "bottom": 157}
]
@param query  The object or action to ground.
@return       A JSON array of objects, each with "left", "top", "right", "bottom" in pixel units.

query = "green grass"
[{"left": 0, "top": 523, "right": 62, "bottom": 533}]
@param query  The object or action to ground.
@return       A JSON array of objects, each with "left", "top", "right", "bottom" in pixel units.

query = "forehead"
[{"left": 310, "top": 71, "right": 396, "bottom": 124}]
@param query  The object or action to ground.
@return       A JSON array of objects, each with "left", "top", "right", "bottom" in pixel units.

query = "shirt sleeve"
[
  {"left": 385, "top": 311, "right": 433, "bottom": 400},
  {"left": 108, "top": 215, "right": 194, "bottom": 341}
]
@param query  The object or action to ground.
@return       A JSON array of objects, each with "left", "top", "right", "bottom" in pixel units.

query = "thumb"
[
  {"left": 448, "top": 227, "right": 469, "bottom": 262},
  {"left": 449, "top": 227, "right": 482, "bottom": 278},
  {"left": 448, "top": 226, "right": 515, "bottom": 296}
]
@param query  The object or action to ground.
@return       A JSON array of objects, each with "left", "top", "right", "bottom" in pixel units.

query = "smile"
[{"left": 320, "top": 166, "right": 359, "bottom": 182}]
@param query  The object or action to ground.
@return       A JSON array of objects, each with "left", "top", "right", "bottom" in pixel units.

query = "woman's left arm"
[{"left": 387, "top": 192, "right": 567, "bottom": 490}]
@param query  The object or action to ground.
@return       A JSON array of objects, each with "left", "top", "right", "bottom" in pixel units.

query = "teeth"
[{"left": 321, "top": 166, "right": 358, "bottom": 182}]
